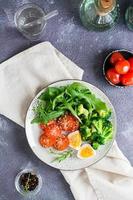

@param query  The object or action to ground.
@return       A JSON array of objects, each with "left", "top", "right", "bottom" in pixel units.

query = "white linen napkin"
[
  {"left": 0, "top": 42, "right": 83, "bottom": 127},
  {"left": 0, "top": 42, "right": 133, "bottom": 200}
]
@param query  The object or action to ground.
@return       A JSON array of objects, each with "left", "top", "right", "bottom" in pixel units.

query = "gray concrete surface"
[{"left": 0, "top": 0, "right": 133, "bottom": 199}]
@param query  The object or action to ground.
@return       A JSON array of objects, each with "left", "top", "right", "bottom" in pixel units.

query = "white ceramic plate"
[{"left": 25, "top": 80, "right": 117, "bottom": 170}]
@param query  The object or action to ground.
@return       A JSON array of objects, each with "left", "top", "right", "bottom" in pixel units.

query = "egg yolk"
[{"left": 79, "top": 147, "right": 94, "bottom": 158}]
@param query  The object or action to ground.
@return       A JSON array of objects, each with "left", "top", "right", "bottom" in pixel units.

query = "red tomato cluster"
[
  {"left": 106, "top": 52, "right": 133, "bottom": 86},
  {"left": 39, "top": 114, "right": 79, "bottom": 151}
]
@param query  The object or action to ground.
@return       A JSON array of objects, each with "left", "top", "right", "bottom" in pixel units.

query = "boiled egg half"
[
  {"left": 68, "top": 131, "right": 82, "bottom": 150},
  {"left": 77, "top": 144, "right": 96, "bottom": 159}
]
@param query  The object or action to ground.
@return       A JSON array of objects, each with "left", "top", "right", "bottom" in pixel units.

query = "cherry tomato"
[
  {"left": 106, "top": 68, "right": 120, "bottom": 85},
  {"left": 39, "top": 134, "right": 56, "bottom": 148},
  {"left": 121, "top": 72, "right": 133, "bottom": 86},
  {"left": 40, "top": 120, "right": 56, "bottom": 130},
  {"left": 58, "top": 114, "right": 79, "bottom": 132},
  {"left": 110, "top": 52, "right": 124, "bottom": 65},
  {"left": 44, "top": 123, "right": 61, "bottom": 139},
  {"left": 115, "top": 60, "right": 130, "bottom": 74},
  {"left": 128, "top": 57, "right": 133, "bottom": 71},
  {"left": 53, "top": 135, "right": 69, "bottom": 151}
]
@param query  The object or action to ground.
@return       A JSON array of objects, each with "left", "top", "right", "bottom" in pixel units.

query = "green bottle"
[
  {"left": 125, "top": 6, "right": 133, "bottom": 31},
  {"left": 80, "top": 0, "right": 120, "bottom": 31}
]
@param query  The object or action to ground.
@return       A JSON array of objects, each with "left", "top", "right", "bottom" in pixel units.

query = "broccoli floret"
[
  {"left": 92, "top": 142, "right": 100, "bottom": 150},
  {"left": 80, "top": 126, "right": 91, "bottom": 141},
  {"left": 97, "top": 136, "right": 106, "bottom": 145},
  {"left": 102, "top": 120, "right": 113, "bottom": 137},
  {"left": 97, "top": 132, "right": 112, "bottom": 145},
  {"left": 78, "top": 104, "right": 89, "bottom": 118},
  {"left": 91, "top": 111, "right": 98, "bottom": 118},
  {"left": 98, "top": 109, "right": 112, "bottom": 119},
  {"left": 90, "top": 132, "right": 99, "bottom": 141},
  {"left": 92, "top": 119, "right": 103, "bottom": 134},
  {"left": 91, "top": 125, "right": 97, "bottom": 133},
  {"left": 91, "top": 119, "right": 113, "bottom": 145}
]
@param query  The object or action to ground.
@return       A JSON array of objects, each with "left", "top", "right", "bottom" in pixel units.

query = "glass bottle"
[
  {"left": 125, "top": 6, "right": 133, "bottom": 31},
  {"left": 80, "top": 0, "right": 120, "bottom": 31}
]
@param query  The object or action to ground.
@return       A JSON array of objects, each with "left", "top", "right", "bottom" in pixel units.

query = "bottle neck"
[{"left": 95, "top": 0, "right": 116, "bottom": 16}]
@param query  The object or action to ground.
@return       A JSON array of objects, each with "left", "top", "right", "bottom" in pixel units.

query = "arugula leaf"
[
  {"left": 86, "top": 94, "right": 107, "bottom": 111},
  {"left": 38, "top": 87, "right": 60, "bottom": 101},
  {"left": 31, "top": 110, "right": 64, "bottom": 124},
  {"left": 52, "top": 92, "right": 65, "bottom": 110},
  {"left": 31, "top": 116, "right": 45, "bottom": 124},
  {"left": 66, "top": 82, "right": 91, "bottom": 94},
  {"left": 66, "top": 84, "right": 107, "bottom": 112},
  {"left": 39, "top": 86, "right": 67, "bottom": 101},
  {"left": 63, "top": 100, "right": 82, "bottom": 123},
  {"left": 42, "top": 110, "right": 65, "bottom": 123}
]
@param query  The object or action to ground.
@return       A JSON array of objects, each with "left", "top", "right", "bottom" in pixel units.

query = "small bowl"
[
  {"left": 103, "top": 49, "right": 133, "bottom": 88},
  {"left": 15, "top": 169, "right": 42, "bottom": 197}
]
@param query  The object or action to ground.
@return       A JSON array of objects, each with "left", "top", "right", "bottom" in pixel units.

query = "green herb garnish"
[
  {"left": 23, "top": 173, "right": 30, "bottom": 192},
  {"left": 49, "top": 149, "right": 73, "bottom": 163}
]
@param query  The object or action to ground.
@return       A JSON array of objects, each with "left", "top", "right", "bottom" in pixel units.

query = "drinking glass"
[{"left": 15, "top": 3, "right": 46, "bottom": 40}]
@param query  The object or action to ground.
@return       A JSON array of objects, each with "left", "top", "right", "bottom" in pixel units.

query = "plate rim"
[{"left": 25, "top": 79, "right": 117, "bottom": 171}]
